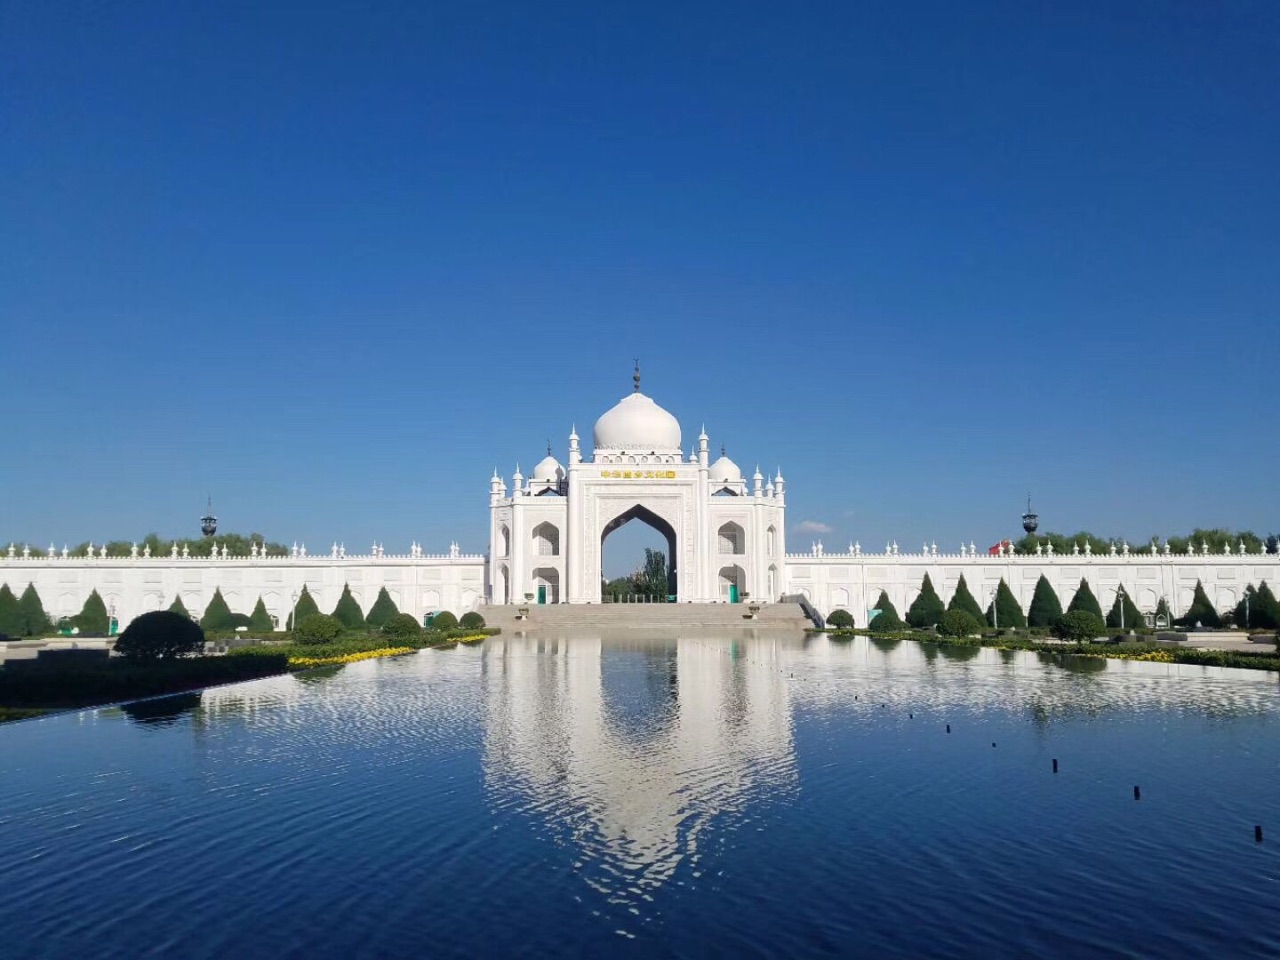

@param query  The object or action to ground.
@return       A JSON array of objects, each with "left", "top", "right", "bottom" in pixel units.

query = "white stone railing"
[
  {"left": 1, "top": 544, "right": 486, "bottom": 563},
  {"left": 786, "top": 542, "right": 1277, "bottom": 561}
]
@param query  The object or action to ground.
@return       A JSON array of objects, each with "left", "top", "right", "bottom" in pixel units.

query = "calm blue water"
[{"left": 2, "top": 633, "right": 1279, "bottom": 959}]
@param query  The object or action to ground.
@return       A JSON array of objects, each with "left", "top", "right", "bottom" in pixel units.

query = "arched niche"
[
  {"left": 533, "top": 522, "right": 561, "bottom": 557},
  {"left": 717, "top": 522, "right": 745, "bottom": 555}
]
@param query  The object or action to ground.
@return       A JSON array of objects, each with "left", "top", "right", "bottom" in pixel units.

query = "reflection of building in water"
[{"left": 482, "top": 634, "right": 797, "bottom": 896}]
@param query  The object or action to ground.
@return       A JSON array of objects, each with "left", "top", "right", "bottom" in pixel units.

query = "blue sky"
[{"left": 3, "top": 1, "right": 1277, "bottom": 570}]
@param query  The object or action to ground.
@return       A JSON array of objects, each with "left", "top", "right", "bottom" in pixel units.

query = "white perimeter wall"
[
  {"left": 6, "top": 549, "right": 1277, "bottom": 632},
  {"left": 0, "top": 554, "right": 487, "bottom": 631},
  {"left": 784, "top": 552, "right": 1280, "bottom": 627}
]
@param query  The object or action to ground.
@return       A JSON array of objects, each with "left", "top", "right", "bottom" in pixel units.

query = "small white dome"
[
  {"left": 709, "top": 454, "right": 742, "bottom": 485},
  {"left": 593, "top": 392, "right": 682, "bottom": 452},
  {"left": 532, "top": 454, "right": 565, "bottom": 483}
]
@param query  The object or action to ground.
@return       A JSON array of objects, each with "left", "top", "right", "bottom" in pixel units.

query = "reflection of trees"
[
  {"left": 295, "top": 664, "right": 345, "bottom": 685},
  {"left": 810, "top": 635, "right": 1277, "bottom": 722},
  {"left": 869, "top": 636, "right": 902, "bottom": 653},
  {"left": 936, "top": 643, "right": 981, "bottom": 662},
  {"left": 120, "top": 692, "right": 203, "bottom": 726},
  {"left": 1037, "top": 651, "right": 1107, "bottom": 674}
]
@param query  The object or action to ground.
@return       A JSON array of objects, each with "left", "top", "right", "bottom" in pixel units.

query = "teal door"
[
  {"left": 537, "top": 585, "right": 547, "bottom": 605},
  {"left": 729, "top": 583, "right": 739, "bottom": 604}
]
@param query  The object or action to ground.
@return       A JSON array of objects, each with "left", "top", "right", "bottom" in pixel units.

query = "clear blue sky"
[{"left": 3, "top": 1, "right": 1276, "bottom": 570}]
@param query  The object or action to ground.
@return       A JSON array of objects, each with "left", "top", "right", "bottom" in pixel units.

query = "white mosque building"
[
  {"left": 2, "top": 372, "right": 1276, "bottom": 631},
  {"left": 488, "top": 366, "right": 785, "bottom": 606}
]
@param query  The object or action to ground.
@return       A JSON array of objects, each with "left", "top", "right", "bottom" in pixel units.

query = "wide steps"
[{"left": 481, "top": 603, "right": 811, "bottom": 630}]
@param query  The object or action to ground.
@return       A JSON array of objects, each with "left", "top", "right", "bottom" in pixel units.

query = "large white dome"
[{"left": 593, "top": 392, "right": 682, "bottom": 452}]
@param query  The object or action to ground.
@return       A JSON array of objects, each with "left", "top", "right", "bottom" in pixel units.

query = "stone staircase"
[{"left": 479, "top": 602, "right": 812, "bottom": 632}]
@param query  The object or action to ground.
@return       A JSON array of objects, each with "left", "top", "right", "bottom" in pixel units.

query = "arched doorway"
[
  {"left": 532, "top": 567, "right": 560, "bottom": 604},
  {"left": 718, "top": 564, "right": 745, "bottom": 603},
  {"left": 600, "top": 504, "right": 678, "bottom": 602}
]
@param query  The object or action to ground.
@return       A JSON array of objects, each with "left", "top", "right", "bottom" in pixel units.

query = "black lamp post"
[
  {"left": 1021, "top": 494, "right": 1038, "bottom": 535},
  {"left": 200, "top": 497, "right": 217, "bottom": 538}
]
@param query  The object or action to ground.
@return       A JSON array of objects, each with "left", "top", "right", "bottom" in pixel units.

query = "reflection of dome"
[
  {"left": 532, "top": 455, "right": 565, "bottom": 483},
  {"left": 709, "top": 454, "right": 742, "bottom": 485},
  {"left": 593, "top": 393, "right": 682, "bottom": 452}
]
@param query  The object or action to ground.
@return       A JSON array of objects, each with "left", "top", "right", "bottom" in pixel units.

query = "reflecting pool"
[{"left": 2, "top": 633, "right": 1279, "bottom": 959}]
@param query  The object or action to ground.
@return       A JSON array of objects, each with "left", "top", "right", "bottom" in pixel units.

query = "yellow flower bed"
[
  {"left": 1109, "top": 649, "right": 1176, "bottom": 663},
  {"left": 456, "top": 633, "right": 488, "bottom": 644},
  {"left": 288, "top": 647, "right": 416, "bottom": 669}
]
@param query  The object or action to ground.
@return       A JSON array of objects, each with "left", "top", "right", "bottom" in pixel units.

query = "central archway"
[{"left": 600, "top": 504, "right": 678, "bottom": 601}]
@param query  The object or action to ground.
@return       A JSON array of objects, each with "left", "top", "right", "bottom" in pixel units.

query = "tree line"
[
  {"left": 6, "top": 531, "right": 291, "bottom": 559},
  {"left": 843, "top": 573, "right": 1280, "bottom": 635},
  {"left": 1015, "top": 528, "right": 1279, "bottom": 556},
  {"left": 0, "top": 581, "right": 419, "bottom": 638}
]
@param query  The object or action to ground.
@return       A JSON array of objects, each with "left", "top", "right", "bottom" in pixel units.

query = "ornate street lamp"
[
  {"left": 1021, "top": 494, "right": 1039, "bottom": 535},
  {"left": 200, "top": 497, "right": 218, "bottom": 538}
]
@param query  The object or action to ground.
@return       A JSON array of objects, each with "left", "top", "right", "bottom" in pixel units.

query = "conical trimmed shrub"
[
  {"left": 947, "top": 575, "right": 986, "bottom": 624},
  {"left": 906, "top": 574, "right": 945, "bottom": 629},
  {"left": 0, "top": 585, "right": 24, "bottom": 637},
  {"left": 1254, "top": 582, "right": 1280, "bottom": 629},
  {"left": 1236, "top": 582, "right": 1280, "bottom": 630},
  {"left": 869, "top": 590, "right": 903, "bottom": 630},
  {"left": 1105, "top": 587, "right": 1144, "bottom": 630},
  {"left": 19, "top": 583, "right": 51, "bottom": 636},
  {"left": 169, "top": 595, "right": 190, "bottom": 618},
  {"left": 1027, "top": 576, "right": 1063, "bottom": 628},
  {"left": 366, "top": 587, "right": 399, "bottom": 628},
  {"left": 287, "top": 586, "right": 320, "bottom": 630},
  {"left": 1067, "top": 578, "right": 1104, "bottom": 619},
  {"left": 1154, "top": 597, "right": 1172, "bottom": 625},
  {"left": 332, "top": 584, "right": 366, "bottom": 629},
  {"left": 200, "top": 588, "right": 236, "bottom": 632},
  {"left": 76, "top": 589, "right": 110, "bottom": 635},
  {"left": 249, "top": 597, "right": 275, "bottom": 633},
  {"left": 1179, "top": 580, "right": 1221, "bottom": 628},
  {"left": 986, "top": 579, "right": 1026, "bottom": 629}
]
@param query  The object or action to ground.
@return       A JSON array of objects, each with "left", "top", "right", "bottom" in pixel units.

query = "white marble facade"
[
  {"left": 3, "top": 380, "right": 1276, "bottom": 630},
  {"left": 0, "top": 546, "right": 486, "bottom": 632},
  {"left": 785, "top": 547, "right": 1278, "bottom": 627},
  {"left": 489, "top": 376, "right": 786, "bottom": 605}
]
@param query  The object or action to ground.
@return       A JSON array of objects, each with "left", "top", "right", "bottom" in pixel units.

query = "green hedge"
[
  {"left": 821, "top": 626, "right": 1280, "bottom": 672},
  {"left": 0, "top": 656, "right": 288, "bottom": 709}
]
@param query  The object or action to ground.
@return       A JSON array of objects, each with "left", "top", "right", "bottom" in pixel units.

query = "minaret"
[
  {"left": 568, "top": 425, "right": 581, "bottom": 465},
  {"left": 698, "top": 426, "right": 709, "bottom": 467},
  {"left": 753, "top": 465, "right": 763, "bottom": 497},
  {"left": 511, "top": 463, "right": 526, "bottom": 602},
  {"left": 490, "top": 468, "right": 503, "bottom": 506},
  {"left": 774, "top": 468, "right": 786, "bottom": 505}
]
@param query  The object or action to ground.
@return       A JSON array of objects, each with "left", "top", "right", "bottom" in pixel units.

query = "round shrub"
[
  {"left": 459, "top": 611, "right": 486, "bottom": 630},
  {"left": 1053, "top": 610, "right": 1106, "bottom": 643},
  {"left": 114, "top": 610, "right": 206, "bottom": 660},
  {"left": 429, "top": 611, "right": 458, "bottom": 632},
  {"left": 382, "top": 613, "right": 422, "bottom": 640},
  {"left": 293, "top": 613, "right": 342, "bottom": 645},
  {"left": 937, "top": 609, "right": 983, "bottom": 638},
  {"left": 826, "top": 609, "right": 855, "bottom": 629}
]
